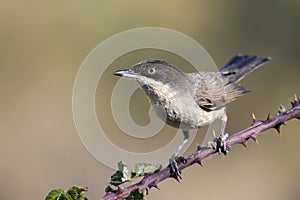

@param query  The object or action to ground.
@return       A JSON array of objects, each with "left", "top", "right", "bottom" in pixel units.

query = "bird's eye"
[{"left": 148, "top": 67, "right": 156, "bottom": 74}]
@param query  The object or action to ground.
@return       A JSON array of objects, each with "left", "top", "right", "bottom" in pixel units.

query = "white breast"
[{"left": 140, "top": 77, "right": 226, "bottom": 129}]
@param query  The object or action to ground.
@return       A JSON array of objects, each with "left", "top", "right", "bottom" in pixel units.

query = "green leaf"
[
  {"left": 45, "top": 186, "right": 88, "bottom": 200},
  {"left": 131, "top": 163, "right": 162, "bottom": 178},
  {"left": 105, "top": 185, "right": 114, "bottom": 193},
  {"left": 67, "top": 186, "right": 88, "bottom": 200},
  {"left": 110, "top": 162, "right": 131, "bottom": 186},
  {"left": 110, "top": 170, "right": 125, "bottom": 186},
  {"left": 124, "top": 189, "right": 144, "bottom": 200},
  {"left": 45, "top": 189, "right": 68, "bottom": 200},
  {"left": 110, "top": 162, "right": 162, "bottom": 186},
  {"left": 118, "top": 161, "right": 131, "bottom": 181}
]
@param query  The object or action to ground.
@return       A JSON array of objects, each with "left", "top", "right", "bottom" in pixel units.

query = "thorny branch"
[{"left": 101, "top": 96, "right": 300, "bottom": 200}]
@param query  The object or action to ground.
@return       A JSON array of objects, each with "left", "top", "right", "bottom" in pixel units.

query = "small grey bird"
[{"left": 113, "top": 55, "right": 270, "bottom": 177}]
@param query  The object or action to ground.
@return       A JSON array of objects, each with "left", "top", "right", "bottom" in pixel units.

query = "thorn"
[
  {"left": 152, "top": 185, "right": 160, "bottom": 190},
  {"left": 240, "top": 141, "right": 248, "bottom": 149},
  {"left": 196, "top": 143, "right": 201, "bottom": 151},
  {"left": 252, "top": 112, "right": 256, "bottom": 120},
  {"left": 149, "top": 182, "right": 160, "bottom": 190},
  {"left": 274, "top": 124, "right": 282, "bottom": 135},
  {"left": 251, "top": 112, "right": 257, "bottom": 124},
  {"left": 279, "top": 122, "right": 286, "bottom": 127},
  {"left": 250, "top": 135, "right": 259, "bottom": 144},
  {"left": 170, "top": 173, "right": 181, "bottom": 183},
  {"left": 251, "top": 113, "right": 261, "bottom": 125},
  {"left": 290, "top": 99, "right": 295, "bottom": 107},
  {"left": 291, "top": 94, "right": 300, "bottom": 107},
  {"left": 290, "top": 94, "right": 299, "bottom": 106},
  {"left": 196, "top": 160, "right": 204, "bottom": 167},
  {"left": 266, "top": 113, "right": 270, "bottom": 121}
]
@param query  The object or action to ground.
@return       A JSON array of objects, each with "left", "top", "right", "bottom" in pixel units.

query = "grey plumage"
[
  {"left": 113, "top": 54, "right": 271, "bottom": 176},
  {"left": 186, "top": 55, "right": 271, "bottom": 111},
  {"left": 113, "top": 55, "right": 271, "bottom": 129}
]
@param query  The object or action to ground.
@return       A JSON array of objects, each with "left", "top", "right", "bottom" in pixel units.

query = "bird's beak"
[
  {"left": 113, "top": 69, "right": 137, "bottom": 78},
  {"left": 113, "top": 69, "right": 129, "bottom": 76}
]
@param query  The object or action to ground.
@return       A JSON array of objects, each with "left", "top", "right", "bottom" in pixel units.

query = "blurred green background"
[{"left": 1, "top": 1, "right": 300, "bottom": 200}]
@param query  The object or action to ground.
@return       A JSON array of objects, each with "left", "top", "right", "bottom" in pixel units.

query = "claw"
[
  {"left": 206, "top": 133, "right": 230, "bottom": 155},
  {"left": 169, "top": 157, "right": 182, "bottom": 181},
  {"left": 207, "top": 141, "right": 216, "bottom": 149},
  {"left": 215, "top": 133, "right": 230, "bottom": 155},
  {"left": 178, "top": 156, "right": 187, "bottom": 164}
]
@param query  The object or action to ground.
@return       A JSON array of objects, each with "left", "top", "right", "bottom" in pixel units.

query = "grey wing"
[{"left": 185, "top": 72, "right": 249, "bottom": 111}]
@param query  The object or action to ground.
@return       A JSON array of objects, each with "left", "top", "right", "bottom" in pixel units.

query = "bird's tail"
[{"left": 220, "top": 55, "right": 271, "bottom": 83}]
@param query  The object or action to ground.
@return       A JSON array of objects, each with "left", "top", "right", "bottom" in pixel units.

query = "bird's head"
[{"left": 113, "top": 60, "right": 189, "bottom": 92}]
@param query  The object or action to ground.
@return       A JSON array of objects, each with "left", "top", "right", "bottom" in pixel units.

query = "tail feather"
[{"left": 220, "top": 55, "right": 271, "bottom": 83}]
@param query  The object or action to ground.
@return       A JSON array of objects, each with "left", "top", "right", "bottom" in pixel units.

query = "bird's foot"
[
  {"left": 208, "top": 133, "right": 230, "bottom": 155},
  {"left": 169, "top": 156, "right": 185, "bottom": 181}
]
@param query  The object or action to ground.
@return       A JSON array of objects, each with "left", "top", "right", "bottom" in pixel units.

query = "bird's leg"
[
  {"left": 216, "top": 114, "right": 229, "bottom": 154},
  {"left": 220, "top": 114, "right": 227, "bottom": 137},
  {"left": 174, "top": 130, "right": 189, "bottom": 157},
  {"left": 207, "top": 114, "right": 229, "bottom": 154},
  {"left": 169, "top": 130, "right": 189, "bottom": 179}
]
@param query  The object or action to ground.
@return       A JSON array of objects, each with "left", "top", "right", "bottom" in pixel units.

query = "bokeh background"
[{"left": 1, "top": 1, "right": 300, "bottom": 200}]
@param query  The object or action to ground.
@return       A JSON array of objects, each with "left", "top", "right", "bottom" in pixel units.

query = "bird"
[{"left": 113, "top": 55, "right": 271, "bottom": 178}]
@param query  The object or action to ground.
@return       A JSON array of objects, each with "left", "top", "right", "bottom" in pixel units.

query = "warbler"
[{"left": 113, "top": 55, "right": 270, "bottom": 177}]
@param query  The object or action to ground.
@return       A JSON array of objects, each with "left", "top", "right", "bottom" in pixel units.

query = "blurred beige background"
[{"left": 1, "top": 1, "right": 300, "bottom": 200}]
